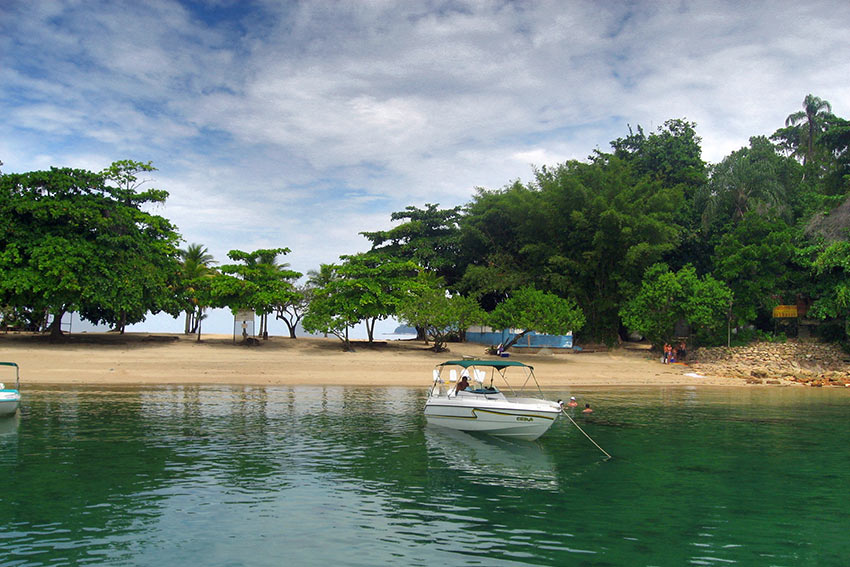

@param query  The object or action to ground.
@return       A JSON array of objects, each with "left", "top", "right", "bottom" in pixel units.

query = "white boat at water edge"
[
  {"left": 424, "top": 359, "right": 563, "bottom": 441},
  {"left": 0, "top": 362, "right": 22, "bottom": 417}
]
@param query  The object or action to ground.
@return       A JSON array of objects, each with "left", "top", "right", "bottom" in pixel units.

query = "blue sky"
[{"left": 2, "top": 0, "right": 850, "bottom": 335}]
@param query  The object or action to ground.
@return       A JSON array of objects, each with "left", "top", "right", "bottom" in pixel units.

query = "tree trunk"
[
  {"left": 502, "top": 330, "right": 529, "bottom": 351},
  {"left": 48, "top": 308, "right": 66, "bottom": 340},
  {"left": 190, "top": 308, "right": 202, "bottom": 334},
  {"left": 366, "top": 318, "right": 376, "bottom": 343}
]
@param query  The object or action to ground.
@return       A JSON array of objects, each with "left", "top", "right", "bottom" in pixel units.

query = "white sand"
[{"left": 0, "top": 332, "right": 744, "bottom": 388}]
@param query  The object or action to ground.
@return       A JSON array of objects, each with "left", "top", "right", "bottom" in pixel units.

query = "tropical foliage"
[
  {"left": 3, "top": 95, "right": 850, "bottom": 350},
  {"left": 488, "top": 286, "right": 585, "bottom": 350},
  {"left": 0, "top": 163, "right": 181, "bottom": 337},
  {"left": 219, "top": 248, "right": 302, "bottom": 339},
  {"left": 620, "top": 264, "right": 732, "bottom": 347},
  {"left": 302, "top": 254, "right": 421, "bottom": 350},
  {"left": 179, "top": 243, "right": 215, "bottom": 334},
  {"left": 396, "top": 284, "right": 486, "bottom": 352}
]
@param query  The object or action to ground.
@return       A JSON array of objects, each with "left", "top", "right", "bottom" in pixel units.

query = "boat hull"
[
  {"left": 424, "top": 398, "right": 560, "bottom": 441},
  {"left": 0, "top": 391, "right": 20, "bottom": 417}
]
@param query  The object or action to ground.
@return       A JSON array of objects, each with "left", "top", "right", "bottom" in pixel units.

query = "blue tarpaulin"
[{"left": 465, "top": 328, "right": 573, "bottom": 349}]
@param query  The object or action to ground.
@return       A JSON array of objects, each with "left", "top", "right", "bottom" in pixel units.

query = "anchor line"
[{"left": 561, "top": 408, "right": 612, "bottom": 459}]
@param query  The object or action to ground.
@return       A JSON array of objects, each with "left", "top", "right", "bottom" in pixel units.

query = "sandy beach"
[{"left": 0, "top": 332, "right": 745, "bottom": 388}]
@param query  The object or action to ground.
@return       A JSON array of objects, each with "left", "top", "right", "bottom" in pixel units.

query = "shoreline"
[{"left": 0, "top": 331, "right": 795, "bottom": 389}]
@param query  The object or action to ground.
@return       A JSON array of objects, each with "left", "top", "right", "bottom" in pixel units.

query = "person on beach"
[
  {"left": 663, "top": 343, "right": 671, "bottom": 364},
  {"left": 583, "top": 403, "right": 593, "bottom": 414},
  {"left": 567, "top": 396, "right": 578, "bottom": 407},
  {"left": 678, "top": 341, "right": 687, "bottom": 361}
]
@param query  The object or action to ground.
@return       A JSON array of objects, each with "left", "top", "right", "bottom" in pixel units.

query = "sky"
[{"left": 2, "top": 0, "right": 850, "bottom": 336}]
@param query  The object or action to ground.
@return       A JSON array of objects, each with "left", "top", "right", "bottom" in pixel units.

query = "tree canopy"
[
  {"left": 4, "top": 94, "right": 850, "bottom": 349},
  {"left": 0, "top": 164, "right": 181, "bottom": 337},
  {"left": 489, "top": 286, "right": 585, "bottom": 350},
  {"left": 620, "top": 264, "right": 732, "bottom": 347}
]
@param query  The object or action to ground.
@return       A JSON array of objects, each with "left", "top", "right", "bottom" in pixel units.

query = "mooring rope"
[{"left": 561, "top": 407, "right": 612, "bottom": 459}]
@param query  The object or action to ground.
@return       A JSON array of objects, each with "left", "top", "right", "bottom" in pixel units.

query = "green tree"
[
  {"left": 274, "top": 284, "right": 310, "bottom": 339},
  {"left": 301, "top": 264, "right": 359, "bottom": 351},
  {"left": 306, "top": 264, "right": 337, "bottom": 288},
  {"left": 0, "top": 165, "right": 182, "bottom": 338},
  {"left": 808, "top": 240, "right": 850, "bottom": 341},
  {"left": 488, "top": 286, "right": 585, "bottom": 351},
  {"left": 296, "top": 264, "right": 339, "bottom": 340},
  {"left": 361, "top": 203, "right": 463, "bottom": 286},
  {"left": 220, "top": 248, "right": 302, "bottom": 339},
  {"left": 712, "top": 214, "right": 798, "bottom": 327},
  {"left": 783, "top": 94, "right": 833, "bottom": 166},
  {"left": 819, "top": 115, "right": 850, "bottom": 196},
  {"left": 179, "top": 243, "right": 216, "bottom": 334},
  {"left": 611, "top": 118, "right": 707, "bottom": 190},
  {"left": 458, "top": 149, "right": 686, "bottom": 344},
  {"left": 620, "top": 263, "right": 732, "bottom": 347},
  {"left": 396, "top": 285, "right": 486, "bottom": 352},
  {"left": 698, "top": 136, "right": 802, "bottom": 228},
  {"left": 334, "top": 253, "right": 422, "bottom": 343},
  {"left": 456, "top": 182, "right": 535, "bottom": 311},
  {"left": 302, "top": 254, "right": 421, "bottom": 349},
  {"left": 610, "top": 118, "right": 709, "bottom": 273}
]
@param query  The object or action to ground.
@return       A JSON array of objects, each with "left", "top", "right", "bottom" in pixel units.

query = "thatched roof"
[{"left": 805, "top": 195, "right": 850, "bottom": 241}]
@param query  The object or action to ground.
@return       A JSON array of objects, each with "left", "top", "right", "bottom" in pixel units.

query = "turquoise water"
[{"left": 1, "top": 385, "right": 849, "bottom": 566}]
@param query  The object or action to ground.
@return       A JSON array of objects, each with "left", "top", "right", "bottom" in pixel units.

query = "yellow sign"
[{"left": 772, "top": 305, "right": 798, "bottom": 318}]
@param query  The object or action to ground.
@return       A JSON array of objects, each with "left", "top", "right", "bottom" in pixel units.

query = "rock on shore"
[{"left": 690, "top": 341, "right": 850, "bottom": 386}]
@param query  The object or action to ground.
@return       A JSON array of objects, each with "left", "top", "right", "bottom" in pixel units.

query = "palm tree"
[
  {"left": 785, "top": 94, "right": 832, "bottom": 166},
  {"left": 306, "top": 264, "right": 338, "bottom": 288},
  {"left": 304, "top": 264, "right": 339, "bottom": 338},
  {"left": 179, "top": 244, "right": 215, "bottom": 334},
  {"left": 698, "top": 136, "right": 791, "bottom": 227}
]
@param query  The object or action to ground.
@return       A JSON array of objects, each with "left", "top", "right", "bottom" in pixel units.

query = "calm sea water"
[{"left": 2, "top": 385, "right": 849, "bottom": 566}]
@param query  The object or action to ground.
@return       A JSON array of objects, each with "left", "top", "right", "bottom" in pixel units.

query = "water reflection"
[
  {"left": 424, "top": 426, "right": 558, "bottom": 491},
  {"left": 0, "top": 413, "right": 19, "bottom": 436}
]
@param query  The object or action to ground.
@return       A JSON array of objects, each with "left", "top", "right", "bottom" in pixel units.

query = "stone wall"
[{"left": 690, "top": 341, "right": 850, "bottom": 386}]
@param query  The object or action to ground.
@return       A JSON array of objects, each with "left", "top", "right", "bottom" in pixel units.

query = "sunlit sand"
[{"left": 0, "top": 332, "right": 744, "bottom": 387}]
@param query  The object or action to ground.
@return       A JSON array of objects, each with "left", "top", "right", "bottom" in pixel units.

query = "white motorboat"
[
  {"left": 0, "top": 362, "right": 21, "bottom": 417},
  {"left": 424, "top": 360, "right": 562, "bottom": 441}
]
